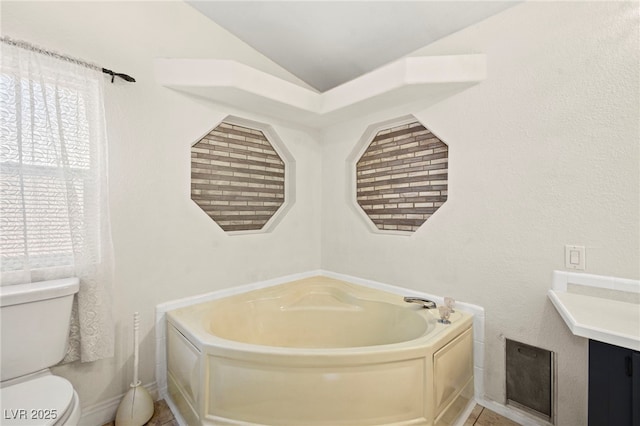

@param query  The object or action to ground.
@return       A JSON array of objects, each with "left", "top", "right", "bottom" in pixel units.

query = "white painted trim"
[{"left": 78, "top": 382, "right": 158, "bottom": 426}]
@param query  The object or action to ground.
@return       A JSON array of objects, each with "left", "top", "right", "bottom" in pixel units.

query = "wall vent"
[{"left": 505, "top": 339, "right": 555, "bottom": 422}]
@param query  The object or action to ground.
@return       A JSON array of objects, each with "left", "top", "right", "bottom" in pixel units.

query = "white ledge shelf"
[
  {"left": 548, "top": 271, "right": 640, "bottom": 351},
  {"left": 154, "top": 54, "right": 486, "bottom": 127}
]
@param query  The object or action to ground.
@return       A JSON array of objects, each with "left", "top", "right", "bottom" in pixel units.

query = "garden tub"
[{"left": 165, "top": 276, "right": 474, "bottom": 426}]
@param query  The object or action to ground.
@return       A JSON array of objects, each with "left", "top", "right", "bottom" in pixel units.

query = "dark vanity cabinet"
[{"left": 588, "top": 340, "right": 640, "bottom": 426}]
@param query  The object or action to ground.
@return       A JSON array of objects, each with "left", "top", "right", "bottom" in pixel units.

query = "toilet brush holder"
[{"left": 115, "top": 312, "right": 154, "bottom": 426}]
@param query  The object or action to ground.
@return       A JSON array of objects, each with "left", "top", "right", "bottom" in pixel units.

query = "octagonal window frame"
[
  {"left": 190, "top": 115, "right": 296, "bottom": 235},
  {"left": 347, "top": 114, "right": 449, "bottom": 236}
]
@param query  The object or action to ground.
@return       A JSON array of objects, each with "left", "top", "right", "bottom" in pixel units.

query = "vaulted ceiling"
[{"left": 187, "top": 1, "right": 519, "bottom": 92}]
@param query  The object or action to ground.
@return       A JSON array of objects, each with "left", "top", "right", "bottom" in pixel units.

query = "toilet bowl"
[{"left": 0, "top": 278, "right": 81, "bottom": 426}]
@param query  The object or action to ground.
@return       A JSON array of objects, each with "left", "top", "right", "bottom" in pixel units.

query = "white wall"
[
  {"left": 2, "top": 1, "right": 639, "bottom": 425},
  {"left": 1, "top": 1, "right": 322, "bottom": 410},
  {"left": 321, "top": 2, "right": 639, "bottom": 425}
]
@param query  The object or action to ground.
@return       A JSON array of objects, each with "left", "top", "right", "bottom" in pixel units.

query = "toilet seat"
[{"left": 0, "top": 375, "right": 75, "bottom": 425}]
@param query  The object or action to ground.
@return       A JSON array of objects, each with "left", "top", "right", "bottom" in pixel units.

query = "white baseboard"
[
  {"left": 163, "top": 395, "right": 188, "bottom": 426},
  {"left": 449, "top": 398, "right": 478, "bottom": 426},
  {"left": 476, "top": 397, "right": 551, "bottom": 426},
  {"left": 78, "top": 382, "right": 158, "bottom": 426}
]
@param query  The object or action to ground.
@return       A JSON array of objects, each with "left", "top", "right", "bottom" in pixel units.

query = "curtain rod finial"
[{"left": 102, "top": 67, "right": 135, "bottom": 83}]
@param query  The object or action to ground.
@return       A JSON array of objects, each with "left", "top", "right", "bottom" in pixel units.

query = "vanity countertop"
[{"left": 549, "top": 271, "right": 640, "bottom": 351}]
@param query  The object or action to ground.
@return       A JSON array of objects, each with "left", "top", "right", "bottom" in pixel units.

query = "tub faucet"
[{"left": 404, "top": 297, "right": 437, "bottom": 309}]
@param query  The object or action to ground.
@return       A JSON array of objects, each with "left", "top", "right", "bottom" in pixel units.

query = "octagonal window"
[
  {"left": 191, "top": 119, "right": 288, "bottom": 232},
  {"left": 356, "top": 120, "right": 448, "bottom": 232}
]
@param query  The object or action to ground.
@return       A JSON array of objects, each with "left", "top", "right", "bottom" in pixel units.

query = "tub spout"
[{"left": 403, "top": 297, "right": 437, "bottom": 309}]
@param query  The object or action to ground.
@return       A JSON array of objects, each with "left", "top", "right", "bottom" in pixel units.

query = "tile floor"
[
  {"left": 102, "top": 399, "right": 176, "bottom": 426},
  {"left": 464, "top": 404, "right": 521, "bottom": 426},
  {"left": 102, "top": 400, "right": 520, "bottom": 426}
]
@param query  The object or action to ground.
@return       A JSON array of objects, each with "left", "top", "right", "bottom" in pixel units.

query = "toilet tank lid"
[{"left": 0, "top": 278, "right": 79, "bottom": 307}]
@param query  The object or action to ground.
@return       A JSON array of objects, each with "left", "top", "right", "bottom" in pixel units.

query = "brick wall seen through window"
[
  {"left": 191, "top": 122, "right": 285, "bottom": 232},
  {"left": 356, "top": 121, "right": 448, "bottom": 232}
]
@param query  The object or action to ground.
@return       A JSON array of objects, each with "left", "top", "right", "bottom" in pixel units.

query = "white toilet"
[{"left": 0, "top": 278, "right": 82, "bottom": 425}]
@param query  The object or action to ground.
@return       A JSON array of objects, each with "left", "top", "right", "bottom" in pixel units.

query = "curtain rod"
[
  {"left": 1, "top": 36, "right": 136, "bottom": 84},
  {"left": 101, "top": 68, "right": 136, "bottom": 83}
]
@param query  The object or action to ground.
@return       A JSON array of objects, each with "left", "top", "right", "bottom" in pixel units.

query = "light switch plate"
[{"left": 565, "top": 245, "right": 585, "bottom": 270}]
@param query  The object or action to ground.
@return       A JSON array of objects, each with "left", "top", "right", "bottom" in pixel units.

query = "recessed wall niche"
[
  {"left": 354, "top": 117, "right": 448, "bottom": 233},
  {"left": 190, "top": 117, "right": 294, "bottom": 233}
]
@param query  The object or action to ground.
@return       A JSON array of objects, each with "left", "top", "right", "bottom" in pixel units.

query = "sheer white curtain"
[{"left": 0, "top": 38, "right": 114, "bottom": 363}]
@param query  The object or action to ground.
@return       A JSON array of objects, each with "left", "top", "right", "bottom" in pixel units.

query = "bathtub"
[{"left": 165, "top": 276, "right": 474, "bottom": 426}]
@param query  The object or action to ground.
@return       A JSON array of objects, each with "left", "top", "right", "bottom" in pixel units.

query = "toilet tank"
[{"left": 0, "top": 278, "right": 79, "bottom": 381}]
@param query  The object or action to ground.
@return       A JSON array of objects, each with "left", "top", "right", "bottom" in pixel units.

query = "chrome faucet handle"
[{"left": 403, "top": 296, "right": 437, "bottom": 309}]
